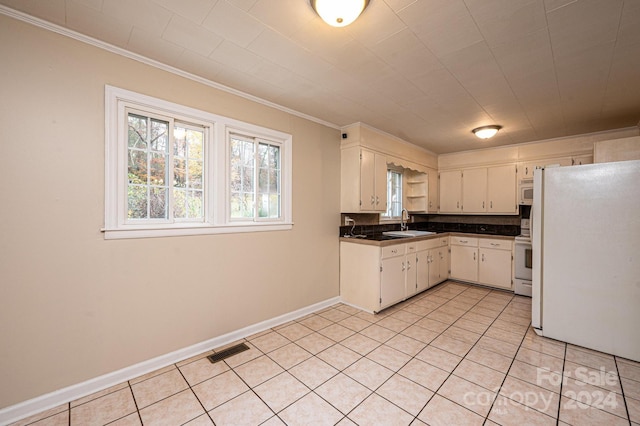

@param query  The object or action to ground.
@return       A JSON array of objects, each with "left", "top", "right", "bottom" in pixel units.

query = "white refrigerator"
[{"left": 532, "top": 160, "right": 640, "bottom": 362}]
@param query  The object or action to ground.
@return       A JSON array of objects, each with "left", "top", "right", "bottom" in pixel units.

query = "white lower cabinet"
[
  {"left": 421, "top": 236, "right": 450, "bottom": 289},
  {"left": 450, "top": 238, "right": 478, "bottom": 282},
  {"left": 450, "top": 236, "right": 513, "bottom": 290},
  {"left": 380, "top": 245, "right": 406, "bottom": 309},
  {"left": 478, "top": 239, "right": 513, "bottom": 289},
  {"left": 340, "top": 237, "right": 449, "bottom": 313}
]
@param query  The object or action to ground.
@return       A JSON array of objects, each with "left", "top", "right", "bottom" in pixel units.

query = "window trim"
[
  {"left": 380, "top": 167, "right": 404, "bottom": 221},
  {"left": 227, "top": 131, "right": 284, "bottom": 223},
  {"left": 104, "top": 85, "right": 293, "bottom": 239}
]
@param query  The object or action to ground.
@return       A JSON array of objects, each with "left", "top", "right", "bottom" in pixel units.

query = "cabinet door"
[
  {"left": 405, "top": 253, "right": 418, "bottom": 297},
  {"left": 427, "top": 249, "right": 440, "bottom": 288},
  {"left": 416, "top": 250, "right": 429, "bottom": 293},
  {"left": 381, "top": 255, "right": 406, "bottom": 309},
  {"left": 360, "top": 149, "right": 376, "bottom": 210},
  {"left": 439, "top": 170, "right": 462, "bottom": 213},
  {"left": 427, "top": 168, "right": 439, "bottom": 212},
  {"left": 518, "top": 162, "right": 539, "bottom": 179},
  {"left": 479, "top": 248, "right": 512, "bottom": 289},
  {"left": 438, "top": 246, "right": 449, "bottom": 284},
  {"left": 462, "top": 168, "right": 487, "bottom": 213},
  {"left": 488, "top": 164, "right": 517, "bottom": 214},
  {"left": 374, "top": 152, "right": 387, "bottom": 211},
  {"left": 572, "top": 154, "right": 593, "bottom": 166},
  {"left": 450, "top": 245, "right": 478, "bottom": 282}
]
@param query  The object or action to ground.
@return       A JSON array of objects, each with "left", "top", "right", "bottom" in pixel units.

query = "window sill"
[{"left": 102, "top": 223, "right": 294, "bottom": 240}]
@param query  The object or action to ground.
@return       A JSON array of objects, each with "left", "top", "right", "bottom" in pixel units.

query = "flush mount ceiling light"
[
  {"left": 472, "top": 125, "right": 502, "bottom": 139},
  {"left": 310, "top": 0, "right": 370, "bottom": 27}
]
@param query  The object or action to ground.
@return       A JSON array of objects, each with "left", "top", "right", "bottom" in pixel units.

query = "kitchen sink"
[{"left": 382, "top": 230, "right": 436, "bottom": 238}]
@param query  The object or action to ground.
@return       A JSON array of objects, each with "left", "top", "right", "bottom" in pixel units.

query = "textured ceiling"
[{"left": 1, "top": 0, "right": 639, "bottom": 153}]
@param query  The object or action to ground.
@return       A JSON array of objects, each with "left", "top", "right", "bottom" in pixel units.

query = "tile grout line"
[
  {"left": 334, "top": 283, "right": 520, "bottom": 424},
  {"left": 172, "top": 361, "right": 218, "bottom": 425},
  {"left": 421, "top": 285, "right": 524, "bottom": 423},
  {"left": 397, "top": 285, "right": 504, "bottom": 423},
  {"left": 613, "top": 356, "right": 631, "bottom": 424},
  {"left": 555, "top": 344, "right": 567, "bottom": 425},
  {"left": 125, "top": 383, "right": 143, "bottom": 426}
]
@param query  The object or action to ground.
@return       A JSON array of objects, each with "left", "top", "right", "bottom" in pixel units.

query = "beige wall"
[{"left": 0, "top": 15, "right": 340, "bottom": 409}]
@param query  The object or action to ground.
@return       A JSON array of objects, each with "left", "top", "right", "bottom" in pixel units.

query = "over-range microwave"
[{"left": 519, "top": 178, "right": 534, "bottom": 205}]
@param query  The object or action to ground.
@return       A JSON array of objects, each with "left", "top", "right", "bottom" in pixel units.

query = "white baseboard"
[{"left": 0, "top": 296, "right": 340, "bottom": 426}]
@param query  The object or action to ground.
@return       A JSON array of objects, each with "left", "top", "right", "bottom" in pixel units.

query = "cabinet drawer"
[
  {"left": 479, "top": 238, "right": 512, "bottom": 250},
  {"left": 382, "top": 244, "right": 406, "bottom": 259},
  {"left": 417, "top": 238, "right": 441, "bottom": 251},
  {"left": 450, "top": 236, "right": 478, "bottom": 247},
  {"left": 406, "top": 242, "right": 417, "bottom": 253}
]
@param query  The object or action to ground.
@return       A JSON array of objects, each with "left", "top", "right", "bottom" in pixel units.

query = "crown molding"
[{"left": 0, "top": 5, "right": 340, "bottom": 131}]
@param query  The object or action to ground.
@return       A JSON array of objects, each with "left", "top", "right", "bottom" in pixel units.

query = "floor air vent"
[{"left": 207, "top": 342, "right": 250, "bottom": 363}]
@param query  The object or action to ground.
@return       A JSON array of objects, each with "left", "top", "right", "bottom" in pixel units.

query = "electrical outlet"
[{"left": 344, "top": 216, "right": 354, "bottom": 226}]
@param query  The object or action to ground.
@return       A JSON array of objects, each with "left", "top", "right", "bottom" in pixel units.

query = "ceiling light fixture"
[
  {"left": 310, "top": 0, "right": 370, "bottom": 27},
  {"left": 472, "top": 125, "right": 502, "bottom": 139}
]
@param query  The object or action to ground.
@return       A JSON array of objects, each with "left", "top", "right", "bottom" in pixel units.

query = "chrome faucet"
[{"left": 400, "top": 208, "right": 409, "bottom": 231}]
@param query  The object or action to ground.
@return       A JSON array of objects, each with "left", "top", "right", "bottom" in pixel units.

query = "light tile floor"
[{"left": 11, "top": 281, "right": 640, "bottom": 426}]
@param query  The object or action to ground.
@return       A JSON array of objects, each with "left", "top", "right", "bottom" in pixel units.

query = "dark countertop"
[{"left": 340, "top": 232, "right": 514, "bottom": 247}]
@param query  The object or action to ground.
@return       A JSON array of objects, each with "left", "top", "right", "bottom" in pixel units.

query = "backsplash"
[{"left": 339, "top": 213, "right": 521, "bottom": 237}]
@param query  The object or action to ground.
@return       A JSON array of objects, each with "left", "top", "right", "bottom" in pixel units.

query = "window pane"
[
  {"left": 242, "top": 193, "right": 255, "bottom": 217},
  {"left": 150, "top": 119, "right": 168, "bottom": 152},
  {"left": 269, "top": 194, "right": 280, "bottom": 218},
  {"left": 270, "top": 169, "right": 279, "bottom": 193},
  {"left": 126, "top": 112, "right": 170, "bottom": 222},
  {"left": 187, "top": 129, "right": 203, "bottom": 159},
  {"left": 150, "top": 187, "right": 167, "bottom": 219},
  {"left": 174, "top": 158, "right": 186, "bottom": 188},
  {"left": 150, "top": 152, "right": 167, "bottom": 185},
  {"left": 385, "top": 170, "right": 403, "bottom": 218},
  {"left": 258, "top": 169, "right": 269, "bottom": 190},
  {"left": 230, "top": 192, "right": 242, "bottom": 218},
  {"left": 128, "top": 185, "right": 147, "bottom": 219},
  {"left": 173, "top": 188, "right": 186, "bottom": 218},
  {"left": 128, "top": 114, "right": 147, "bottom": 149},
  {"left": 243, "top": 167, "right": 254, "bottom": 192},
  {"left": 187, "top": 190, "right": 203, "bottom": 218},
  {"left": 230, "top": 137, "right": 282, "bottom": 220},
  {"left": 128, "top": 149, "right": 147, "bottom": 184},
  {"left": 174, "top": 127, "right": 187, "bottom": 157},
  {"left": 269, "top": 146, "right": 279, "bottom": 170},
  {"left": 188, "top": 159, "right": 203, "bottom": 189}
]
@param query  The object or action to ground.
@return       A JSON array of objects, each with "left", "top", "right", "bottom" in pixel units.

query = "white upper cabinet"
[
  {"left": 462, "top": 168, "right": 487, "bottom": 213},
  {"left": 487, "top": 164, "right": 517, "bottom": 214},
  {"left": 427, "top": 168, "right": 439, "bottom": 213},
  {"left": 439, "top": 170, "right": 462, "bottom": 213},
  {"left": 594, "top": 136, "right": 640, "bottom": 163},
  {"left": 440, "top": 165, "right": 517, "bottom": 215},
  {"left": 341, "top": 146, "right": 387, "bottom": 212}
]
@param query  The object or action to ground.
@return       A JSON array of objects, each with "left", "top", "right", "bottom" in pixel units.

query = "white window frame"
[
  {"left": 380, "top": 167, "right": 403, "bottom": 221},
  {"left": 104, "top": 85, "right": 292, "bottom": 239}
]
